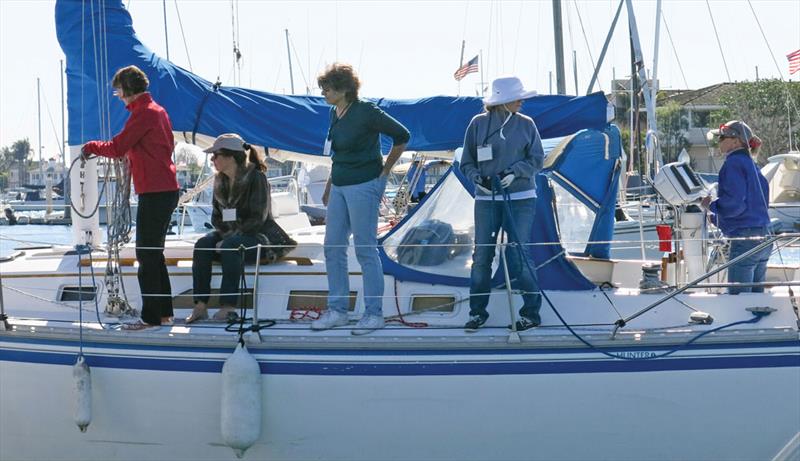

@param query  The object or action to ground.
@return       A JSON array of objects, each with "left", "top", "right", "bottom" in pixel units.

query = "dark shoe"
[
  {"left": 464, "top": 315, "right": 488, "bottom": 332},
  {"left": 512, "top": 317, "right": 540, "bottom": 331}
]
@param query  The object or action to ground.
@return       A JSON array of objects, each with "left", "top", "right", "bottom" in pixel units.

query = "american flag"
[
  {"left": 789, "top": 49, "right": 800, "bottom": 75},
  {"left": 453, "top": 55, "right": 479, "bottom": 81}
]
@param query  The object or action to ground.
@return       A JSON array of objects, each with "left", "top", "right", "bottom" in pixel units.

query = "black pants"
[{"left": 136, "top": 190, "right": 179, "bottom": 325}]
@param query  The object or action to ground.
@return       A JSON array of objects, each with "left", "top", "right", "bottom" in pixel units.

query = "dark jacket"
[
  {"left": 212, "top": 163, "right": 273, "bottom": 241},
  {"left": 709, "top": 148, "right": 770, "bottom": 236},
  {"left": 328, "top": 100, "right": 410, "bottom": 186}
]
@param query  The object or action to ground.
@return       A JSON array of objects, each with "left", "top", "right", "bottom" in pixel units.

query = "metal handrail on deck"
[{"left": 615, "top": 233, "right": 800, "bottom": 332}]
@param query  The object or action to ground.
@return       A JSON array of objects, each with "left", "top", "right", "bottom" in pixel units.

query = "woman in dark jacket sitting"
[{"left": 186, "top": 133, "right": 295, "bottom": 323}]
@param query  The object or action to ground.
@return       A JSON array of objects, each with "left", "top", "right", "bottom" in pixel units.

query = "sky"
[{"left": 1, "top": 0, "right": 799, "bottom": 163}]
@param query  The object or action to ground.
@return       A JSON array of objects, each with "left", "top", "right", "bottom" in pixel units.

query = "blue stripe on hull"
[
  {"left": 1, "top": 335, "right": 798, "bottom": 356},
  {"left": 1, "top": 349, "right": 798, "bottom": 376}
]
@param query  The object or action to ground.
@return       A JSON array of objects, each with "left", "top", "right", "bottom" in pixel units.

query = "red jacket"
[{"left": 83, "top": 93, "right": 179, "bottom": 194}]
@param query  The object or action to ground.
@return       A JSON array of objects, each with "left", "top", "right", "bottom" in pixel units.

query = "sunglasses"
[{"left": 210, "top": 152, "right": 231, "bottom": 161}]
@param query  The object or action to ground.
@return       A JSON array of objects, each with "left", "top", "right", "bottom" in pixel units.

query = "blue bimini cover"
[
  {"left": 379, "top": 125, "right": 622, "bottom": 291},
  {"left": 56, "top": 0, "right": 610, "bottom": 153}
]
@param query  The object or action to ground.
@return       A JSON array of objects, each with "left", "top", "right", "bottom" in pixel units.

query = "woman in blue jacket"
[{"left": 701, "top": 120, "right": 770, "bottom": 294}]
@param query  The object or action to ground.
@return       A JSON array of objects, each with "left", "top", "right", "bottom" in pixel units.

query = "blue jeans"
[
  {"left": 470, "top": 198, "right": 542, "bottom": 323},
  {"left": 325, "top": 176, "right": 387, "bottom": 316},
  {"left": 192, "top": 232, "right": 261, "bottom": 307},
  {"left": 727, "top": 227, "right": 772, "bottom": 295}
]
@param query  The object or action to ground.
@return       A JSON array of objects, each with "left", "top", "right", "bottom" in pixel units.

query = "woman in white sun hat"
[{"left": 459, "top": 76, "right": 544, "bottom": 332}]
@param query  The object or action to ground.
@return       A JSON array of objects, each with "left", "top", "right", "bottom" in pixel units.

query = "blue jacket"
[{"left": 709, "top": 149, "right": 770, "bottom": 236}]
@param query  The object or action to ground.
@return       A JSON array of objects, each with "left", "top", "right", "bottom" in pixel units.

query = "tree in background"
[
  {"left": 0, "top": 138, "right": 32, "bottom": 189},
  {"left": 655, "top": 100, "right": 690, "bottom": 164},
  {"left": 174, "top": 143, "right": 202, "bottom": 186},
  {"left": 710, "top": 79, "right": 800, "bottom": 165}
]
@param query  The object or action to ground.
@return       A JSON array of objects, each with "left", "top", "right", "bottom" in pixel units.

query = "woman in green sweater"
[{"left": 311, "top": 63, "right": 410, "bottom": 335}]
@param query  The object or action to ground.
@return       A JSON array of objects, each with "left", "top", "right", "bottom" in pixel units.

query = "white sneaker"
[
  {"left": 351, "top": 314, "right": 385, "bottom": 336},
  {"left": 311, "top": 309, "right": 349, "bottom": 331}
]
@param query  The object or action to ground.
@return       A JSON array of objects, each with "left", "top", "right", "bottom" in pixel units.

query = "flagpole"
[
  {"left": 480, "top": 49, "right": 485, "bottom": 97},
  {"left": 458, "top": 40, "right": 465, "bottom": 96}
]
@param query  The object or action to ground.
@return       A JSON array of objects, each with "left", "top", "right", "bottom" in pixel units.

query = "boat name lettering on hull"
[{"left": 617, "top": 351, "right": 658, "bottom": 359}]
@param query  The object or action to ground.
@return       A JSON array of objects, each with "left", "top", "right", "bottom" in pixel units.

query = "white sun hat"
[{"left": 483, "top": 76, "right": 537, "bottom": 106}]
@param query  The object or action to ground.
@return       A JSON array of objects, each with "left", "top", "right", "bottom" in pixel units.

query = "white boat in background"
[{"left": 762, "top": 152, "right": 800, "bottom": 232}]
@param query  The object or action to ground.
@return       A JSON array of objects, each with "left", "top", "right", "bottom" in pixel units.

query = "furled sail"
[{"left": 56, "top": 0, "right": 609, "bottom": 155}]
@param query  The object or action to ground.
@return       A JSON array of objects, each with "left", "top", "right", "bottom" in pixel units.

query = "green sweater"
[{"left": 328, "top": 100, "right": 410, "bottom": 186}]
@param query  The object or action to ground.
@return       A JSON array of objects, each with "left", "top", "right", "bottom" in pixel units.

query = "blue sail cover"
[
  {"left": 55, "top": 0, "right": 610, "bottom": 152},
  {"left": 379, "top": 126, "right": 621, "bottom": 290}
]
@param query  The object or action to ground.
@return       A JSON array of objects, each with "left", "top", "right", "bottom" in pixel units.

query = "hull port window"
[
  {"left": 287, "top": 291, "right": 357, "bottom": 311},
  {"left": 411, "top": 295, "right": 457, "bottom": 313}
]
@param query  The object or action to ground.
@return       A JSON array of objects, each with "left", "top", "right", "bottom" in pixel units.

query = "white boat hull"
[
  {"left": 2, "top": 240, "right": 799, "bottom": 460},
  {"left": 1, "top": 333, "right": 798, "bottom": 461}
]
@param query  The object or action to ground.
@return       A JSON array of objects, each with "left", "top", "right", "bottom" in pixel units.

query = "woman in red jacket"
[{"left": 82, "top": 65, "right": 180, "bottom": 330}]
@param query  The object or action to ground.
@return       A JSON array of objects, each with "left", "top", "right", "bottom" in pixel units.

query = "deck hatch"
[{"left": 58, "top": 285, "right": 97, "bottom": 302}]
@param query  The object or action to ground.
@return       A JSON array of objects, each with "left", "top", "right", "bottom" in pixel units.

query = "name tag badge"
[
  {"left": 222, "top": 208, "right": 237, "bottom": 222},
  {"left": 477, "top": 145, "right": 493, "bottom": 162},
  {"left": 323, "top": 139, "right": 332, "bottom": 157}
]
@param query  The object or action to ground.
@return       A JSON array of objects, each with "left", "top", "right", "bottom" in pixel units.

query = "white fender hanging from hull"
[
  {"left": 72, "top": 356, "right": 91, "bottom": 433},
  {"left": 221, "top": 343, "right": 262, "bottom": 458}
]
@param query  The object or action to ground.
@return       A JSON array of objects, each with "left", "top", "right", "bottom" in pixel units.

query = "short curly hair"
[
  {"left": 317, "top": 63, "right": 360, "bottom": 102},
  {"left": 111, "top": 65, "right": 149, "bottom": 97}
]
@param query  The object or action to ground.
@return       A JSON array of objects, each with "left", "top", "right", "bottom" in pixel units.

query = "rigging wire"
[
  {"left": 704, "top": 0, "right": 731, "bottom": 82},
  {"left": 746, "top": 0, "right": 800, "bottom": 152},
  {"left": 660, "top": 11, "right": 719, "bottom": 172},
  {"left": 289, "top": 35, "right": 311, "bottom": 94},
  {"left": 486, "top": 0, "right": 494, "bottom": 80},
  {"left": 511, "top": 1, "right": 523, "bottom": 74},
  {"left": 573, "top": 0, "right": 602, "bottom": 93},
  {"left": 173, "top": 0, "right": 193, "bottom": 72},
  {"left": 230, "top": 0, "right": 242, "bottom": 86}
]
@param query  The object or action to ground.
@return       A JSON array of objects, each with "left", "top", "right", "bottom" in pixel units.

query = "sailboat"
[{"left": 0, "top": 1, "right": 798, "bottom": 460}]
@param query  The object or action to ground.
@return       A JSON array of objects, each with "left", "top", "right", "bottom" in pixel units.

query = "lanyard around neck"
[
  {"left": 328, "top": 102, "right": 353, "bottom": 139},
  {"left": 481, "top": 110, "right": 514, "bottom": 145}
]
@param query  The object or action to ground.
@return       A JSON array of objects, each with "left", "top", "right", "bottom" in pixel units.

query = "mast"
[
  {"left": 587, "top": 0, "right": 624, "bottom": 95},
  {"left": 60, "top": 60, "right": 66, "bottom": 168},
  {"left": 162, "top": 0, "right": 170, "bottom": 60},
  {"left": 651, "top": 0, "right": 662, "bottom": 108},
  {"left": 552, "top": 0, "right": 566, "bottom": 95},
  {"left": 572, "top": 50, "right": 579, "bottom": 95},
  {"left": 61, "top": 59, "right": 70, "bottom": 216},
  {"left": 37, "top": 77, "right": 43, "bottom": 185},
  {"left": 625, "top": 0, "right": 662, "bottom": 170},
  {"left": 285, "top": 29, "right": 295, "bottom": 94},
  {"left": 457, "top": 40, "right": 465, "bottom": 95}
]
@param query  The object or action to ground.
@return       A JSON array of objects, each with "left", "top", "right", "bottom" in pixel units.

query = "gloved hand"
[
  {"left": 499, "top": 173, "right": 516, "bottom": 189},
  {"left": 475, "top": 182, "right": 492, "bottom": 194}
]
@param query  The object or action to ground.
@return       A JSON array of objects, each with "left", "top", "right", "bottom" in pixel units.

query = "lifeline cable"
[
  {"left": 225, "top": 245, "right": 275, "bottom": 340},
  {"left": 493, "top": 176, "right": 773, "bottom": 360}
]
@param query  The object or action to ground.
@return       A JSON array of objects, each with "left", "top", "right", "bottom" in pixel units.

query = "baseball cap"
[{"left": 203, "top": 133, "right": 246, "bottom": 153}]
